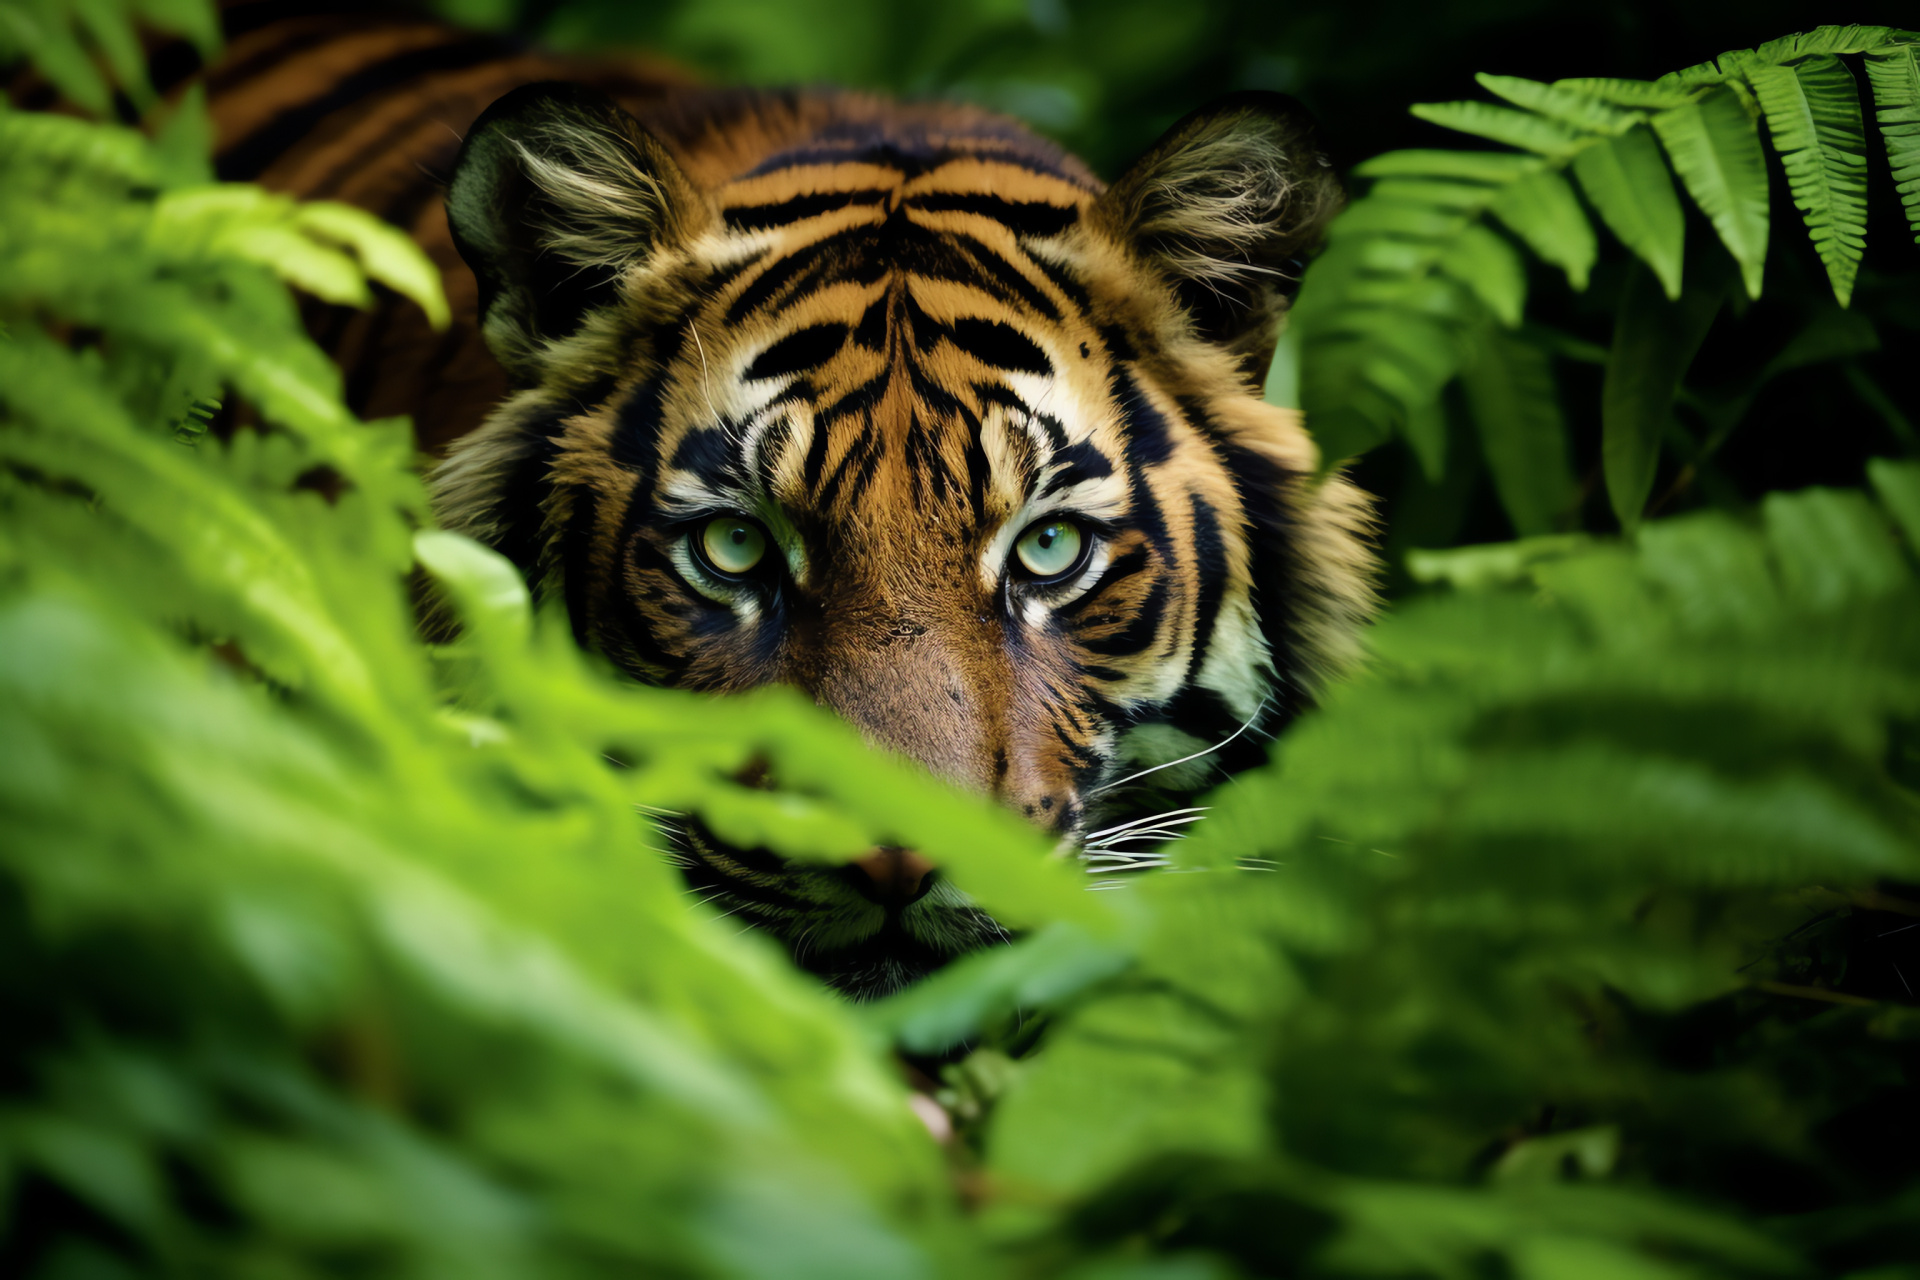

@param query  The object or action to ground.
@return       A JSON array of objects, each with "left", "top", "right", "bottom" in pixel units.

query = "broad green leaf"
[
  {"left": 1489, "top": 168, "right": 1596, "bottom": 290},
  {"left": 1437, "top": 222, "right": 1527, "bottom": 326},
  {"left": 1476, "top": 74, "right": 1640, "bottom": 134},
  {"left": 1459, "top": 328, "right": 1575, "bottom": 536},
  {"left": 1748, "top": 56, "right": 1869, "bottom": 305},
  {"left": 1651, "top": 88, "right": 1771, "bottom": 298},
  {"left": 1571, "top": 126, "right": 1686, "bottom": 298},
  {"left": 1864, "top": 42, "right": 1920, "bottom": 245},
  {"left": 1601, "top": 264, "right": 1724, "bottom": 530},
  {"left": 1410, "top": 99, "right": 1592, "bottom": 158}
]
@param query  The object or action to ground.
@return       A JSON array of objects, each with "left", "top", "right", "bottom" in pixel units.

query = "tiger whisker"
[
  {"left": 1091, "top": 699, "right": 1271, "bottom": 798},
  {"left": 1084, "top": 806, "right": 1210, "bottom": 842}
]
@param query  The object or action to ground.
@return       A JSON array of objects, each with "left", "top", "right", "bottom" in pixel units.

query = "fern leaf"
[
  {"left": 1651, "top": 89, "right": 1771, "bottom": 298},
  {"left": 1868, "top": 457, "right": 1920, "bottom": 548},
  {"left": 1661, "top": 52, "right": 1754, "bottom": 90},
  {"left": 1401, "top": 397, "right": 1448, "bottom": 482},
  {"left": 71, "top": 0, "right": 156, "bottom": 108},
  {"left": 1602, "top": 266, "right": 1725, "bottom": 530},
  {"left": 0, "top": 5, "right": 114, "bottom": 115},
  {"left": 149, "top": 85, "right": 214, "bottom": 187},
  {"left": 1410, "top": 100, "right": 1592, "bottom": 159},
  {"left": 1353, "top": 149, "right": 1546, "bottom": 182},
  {"left": 1438, "top": 223, "right": 1527, "bottom": 326},
  {"left": 1749, "top": 56, "right": 1869, "bottom": 306},
  {"left": 1459, "top": 328, "right": 1575, "bottom": 537},
  {"left": 1571, "top": 126, "right": 1686, "bottom": 299},
  {"left": 295, "top": 203, "right": 452, "bottom": 331},
  {"left": 1476, "top": 74, "right": 1640, "bottom": 134},
  {"left": 1864, "top": 42, "right": 1920, "bottom": 245},
  {"left": 1553, "top": 77, "right": 1701, "bottom": 109},
  {"left": 1763, "top": 487, "right": 1909, "bottom": 608},
  {"left": 1488, "top": 168, "right": 1596, "bottom": 290},
  {"left": 130, "top": 0, "right": 220, "bottom": 57},
  {"left": 1753, "top": 26, "right": 1902, "bottom": 63}
]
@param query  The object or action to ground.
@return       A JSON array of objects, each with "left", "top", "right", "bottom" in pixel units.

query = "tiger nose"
[{"left": 842, "top": 846, "right": 938, "bottom": 908}]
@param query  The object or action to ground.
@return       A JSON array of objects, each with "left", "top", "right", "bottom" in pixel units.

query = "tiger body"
[{"left": 156, "top": 7, "right": 1375, "bottom": 996}]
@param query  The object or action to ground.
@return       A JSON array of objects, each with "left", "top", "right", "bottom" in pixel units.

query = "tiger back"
[{"left": 162, "top": 7, "right": 1376, "bottom": 997}]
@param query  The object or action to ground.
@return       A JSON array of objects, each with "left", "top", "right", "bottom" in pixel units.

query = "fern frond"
[
  {"left": 1649, "top": 88, "right": 1771, "bottom": 299},
  {"left": 1570, "top": 126, "right": 1686, "bottom": 298},
  {"left": 1476, "top": 73, "right": 1640, "bottom": 134},
  {"left": 1601, "top": 265, "right": 1724, "bottom": 529},
  {"left": 1486, "top": 167, "right": 1595, "bottom": 289},
  {"left": 1295, "top": 25, "right": 1920, "bottom": 475},
  {"left": 1409, "top": 99, "right": 1592, "bottom": 158},
  {"left": 1864, "top": 41, "right": 1920, "bottom": 245},
  {"left": 1750, "top": 55, "right": 1870, "bottom": 305},
  {"left": 1459, "top": 328, "right": 1576, "bottom": 535},
  {"left": 0, "top": 0, "right": 218, "bottom": 115}
]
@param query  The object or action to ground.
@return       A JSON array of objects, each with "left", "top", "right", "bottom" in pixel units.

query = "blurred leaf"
[
  {"left": 1460, "top": 328, "right": 1576, "bottom": 536},
  {"left": 1489, "top": 167, "right": 1597, "bottom": 290},
  {"left": 1601, "top": 263, "right": 1724, "bottom": 530}
]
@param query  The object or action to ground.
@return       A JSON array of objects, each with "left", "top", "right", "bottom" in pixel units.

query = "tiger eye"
[
  {"left": 698, "top": 517, "right": 767, "bottom": 576},
  {"left": 1014, "top": 518, "right": 1085, "bottom": 580}
]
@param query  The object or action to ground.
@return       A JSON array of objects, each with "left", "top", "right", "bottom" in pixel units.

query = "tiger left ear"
[
  {"left": 1094, "top": 92, "right": 1342, "bottom": 381},
  {"left": 447, "top": 82, "right": 708, "bottom": 383}
]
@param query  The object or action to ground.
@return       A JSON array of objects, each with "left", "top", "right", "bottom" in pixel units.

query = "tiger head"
[{"left": 433, "top": 84, "right": 1374, "bottom": 996}]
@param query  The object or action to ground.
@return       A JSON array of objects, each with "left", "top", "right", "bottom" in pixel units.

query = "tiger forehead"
[{"left": 644, "top": 147, "right": 1128, "bottom": 535}]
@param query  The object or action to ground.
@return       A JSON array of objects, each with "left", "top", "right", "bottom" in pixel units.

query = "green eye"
[
  {"left": 697, "top": 517, "right": 768, "bottom": 577},
  {"left": 1013, "top": 518, "right": 1086, "bottom": 581}
]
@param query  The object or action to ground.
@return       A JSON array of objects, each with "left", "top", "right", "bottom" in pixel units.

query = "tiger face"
[{"left": 434, "top": 85, "right": 1374, "bottom": 996}]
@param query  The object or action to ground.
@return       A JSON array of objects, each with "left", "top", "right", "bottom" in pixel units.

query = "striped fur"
[{"left": 156, "top": 11, "right": 1376, "bottom": 997}]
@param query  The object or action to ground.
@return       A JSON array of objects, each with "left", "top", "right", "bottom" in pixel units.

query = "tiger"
[{"left": 118, "top": 4, "right": 1377, "bottom": 997}]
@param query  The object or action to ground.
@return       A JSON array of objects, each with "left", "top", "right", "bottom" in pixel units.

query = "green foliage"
[
  {"left": 5, "top": 5, "right": 1920, "bottom": 1279},
  {"left": 1292, "top": 25, "right": 1920, "bottom": 534}
]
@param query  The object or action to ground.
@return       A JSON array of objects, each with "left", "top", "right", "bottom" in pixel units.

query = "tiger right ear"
[
  {"left": 1094, "top": 92, "right": 1342, "bottom": 382},
  {"left": 447, "top": 82, "right": 706, "bottom": 382}
]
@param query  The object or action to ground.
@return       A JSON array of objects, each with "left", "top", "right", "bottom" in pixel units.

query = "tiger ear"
[
  {"left": 1094, "top": 91, "right": 1342, "bottom": 381},
  {"left": 447, "top": 82, "right": 706, "bottom": 381}
]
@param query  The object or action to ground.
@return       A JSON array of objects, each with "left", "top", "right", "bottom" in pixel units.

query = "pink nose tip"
[{"left": 846, "top": 847, "right": 938, "bottom": 907}]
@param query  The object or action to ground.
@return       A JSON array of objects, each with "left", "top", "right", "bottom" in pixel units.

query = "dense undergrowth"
[{"left": 3, "top": 2, "right": 1919, "bottom": 1277}]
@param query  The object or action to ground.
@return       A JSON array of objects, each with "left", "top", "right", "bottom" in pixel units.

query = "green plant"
[
  {"left": 4, "top": 5, "right": 1919, "bottom": 1278},
  {"left": 1290, "top": 25, "right": 1920, "bottom": 532}
]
